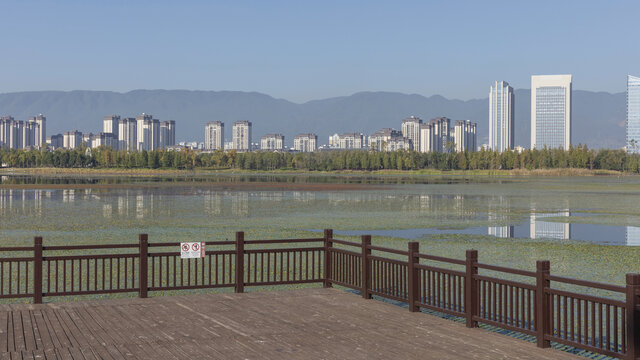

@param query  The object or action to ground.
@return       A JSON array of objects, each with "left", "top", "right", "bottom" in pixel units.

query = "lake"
[{"left": 0, "top": 173, "right": 639, "bottom": 288}]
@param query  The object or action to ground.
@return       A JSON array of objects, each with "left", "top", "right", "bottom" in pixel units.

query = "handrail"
[
  {"left": 545, "top": 274, "right": 626, "bottom": 293},
  {"left": 416, "top": 253, "right": 465, "bottom": 265},
  {"left": 476, "top": 263, "right": 536, "bottom": 277},
  {"left": 367, "top": 245, "right": 409, "bottom": 256}
]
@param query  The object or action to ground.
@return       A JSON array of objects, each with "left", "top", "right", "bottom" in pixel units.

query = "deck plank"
[{"left": 0, "top": 288, "right": 580, "bottom": 359}]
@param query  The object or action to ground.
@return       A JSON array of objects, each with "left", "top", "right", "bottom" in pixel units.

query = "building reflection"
[
  {"left": 626, "top": 227, "right": 640, "bottom": 246},
  {"left": 487, "top": 196, "right": 514, "bottom": 238},
  {"left": 529, "top": 211, "right": 570, "bottom": 240}
]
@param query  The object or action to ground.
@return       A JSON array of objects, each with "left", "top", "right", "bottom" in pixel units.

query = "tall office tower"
[
  {"left": 232, "top": 121, "right": 252, "bottom": 151},
  {"left": 160, "top": 120, "right": 176, "bottom": 147},
  {"left": 419, "top": 123, "right": 432, "bottom": 152},
  {"left": 0, "top": 118, "right": 4, "bottom": 148},
  {"left": 368, "top": 128, "right": 411, "bottom": 151},
  {"left": 531, "top": 75, "right": 572, "bottom": 150},
  {"left": 453, "top": 120, "right": 477, "bottom": 152},
  {"left": 335, "top": 133, "right": 364, "bottom": 149},
  {"left": 260, "top": 134, "right": 285, "bottom": 150},
  {"left": 136, "top": 114, "right": 153, "bottom": 151},
  {"left": 489, "top": 81, "right": 514, "bottom": 152},
  {"left": 626, "top": 75, "right": 640, "bottom": 153},
  {"left": 293, "top": 133, "right": 318, "bottom": 152},
  {"left": 103, "top": 115, "right": 120, "bottom": 148},
  {"left": 63, "top": 130, "right": 83, "bottom": 149},
  {"left": 427, "top": 117, "right": 451, "bottom": 153},
  {"left": 205, "top": 121, "right": 224, "bottom": 150},
  {"left": 118, "top": 118, "right": 137, "bottom": 151},
  {"left": 401, "top": 116, "right": 422, "bottom": 151}
]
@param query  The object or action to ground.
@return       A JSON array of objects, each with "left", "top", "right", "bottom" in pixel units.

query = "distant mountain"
[{"left": 0, "top": 89, "right": 627, "bottom": 149}]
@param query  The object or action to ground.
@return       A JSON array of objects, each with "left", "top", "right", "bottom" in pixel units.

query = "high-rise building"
[
  {"left": 34, "top": 114, "right": 46, "bottom": 149},
  {"left": 260, "top": 134, "right": 285, "bottom": 151},
  {"left": 401, "top": 116, "right": 422, "bottom": 151},
  {"left": 118, "top": 118, "right": 137, "bottom": 151},
  {"left": 47, "top": 134, "right": 64, "bottom": 149},
  {"left": 626, "top": 75, "right": 640, "bottom": 153},
  {"left": 205, "top": 121, "right": 224, "bottom": 150},
  {"left": 531, "top": 75, "right": 572, "bottom": 150},
  {"left": 426, "top": 117, "right": 451, "bottom": 153},
  {"left": 103, "top": 115, "right": 120, "bottom": 148},
  {"left": 453, "top": 120, "right": 477, "bottom": 152},
  {"left": 369, "top": 128, "right": 411, "bottom": 151},
  {"left": 332, "top": 133, "right": 364, "bottom": 149},
  {"left": 91, "top": 133, "right": 117, "bottom": 149},
  {"left": 419, "top": 124, "right": 431, "bottom": 153},
  {"left": 63, "top": 130, "right": 83, "bottom": 149},
  {"left": 293, "top": 134, "right": 317, "bottom": 152},
  {"left": 160, "top": 120, "right": 175, "bottom": 148},
  {"left": 489, "top": 81, "right": 514, "bottom": 152},
  {"left": 136, "top": 113, "right": 153, "bottom": 151},
  {"left": 232, "top": 121, "right": 252, "bottom": 151}
]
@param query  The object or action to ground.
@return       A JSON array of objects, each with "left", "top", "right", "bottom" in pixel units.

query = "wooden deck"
[{"left": 0, "top": 288, "right": 579, "bottom": 359}]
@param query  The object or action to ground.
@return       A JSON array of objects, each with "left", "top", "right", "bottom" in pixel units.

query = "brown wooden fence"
[{"left": 0, "top": 230, "right": 638, "bottom": 359}]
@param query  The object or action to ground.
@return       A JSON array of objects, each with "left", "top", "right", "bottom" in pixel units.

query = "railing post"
[
  {"left": 235, "top": 232, "right": 244, "bottom": 293},
  {"left": 33, "top": 236, "right": 43, "bottom": 304},
  {"left": 323, "top": 229, "right": 333, "bottom": 288},
  {"left": 361, "top": 235, "right": 371, "bottom": 299},
  {"left": 465, "top": 249, "right": 478, "bottom": 327},
  {"left": 535, "top": 260, "right": 551, "bottom": 348},
  {"left": 138, "top": 234, "right": 148, "bottom": 298},
  {"left": 407, "top": 242, "right": 419, "bottom": 312},
  {"left": 626, "top": 273, "right": 640, "bottom": 360}
]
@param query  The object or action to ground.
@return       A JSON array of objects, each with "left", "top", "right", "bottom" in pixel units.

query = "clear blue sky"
[{"left": 1, "top": 0, "right": 638, "bottom": 102}]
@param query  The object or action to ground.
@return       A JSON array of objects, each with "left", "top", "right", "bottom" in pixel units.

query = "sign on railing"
[{"left": 180, "top": 242, "right": 205, "bottom": 258}]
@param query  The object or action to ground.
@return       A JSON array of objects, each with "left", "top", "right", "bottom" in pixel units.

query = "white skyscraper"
[
  {"left": 489, "top": 81, "right": 514, "bottom": 152},
  {"left": 118, "top": 118, "right": 137, "bottom": 151},
  {"left": 401, "top": 116, "right": 422, "bottom": 151},
  {"left": 232, "top": 121, "right": 252, "bottom": 151},
  {"left": 260, "top": 134, "right": 285, "bottom": 151},
  {"left": 626, "top": 75, "right": 640, "bottom": 153},
  {"left": 205, "top": 121, "right": 224, "bottom": 150},
  {"left": 531, "top": 75, "right": 572, "bottom": 150}
]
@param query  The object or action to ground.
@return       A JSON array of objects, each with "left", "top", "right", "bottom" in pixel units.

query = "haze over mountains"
[{"left": 0, "top": 89, "right": 626, "bottom": 149}]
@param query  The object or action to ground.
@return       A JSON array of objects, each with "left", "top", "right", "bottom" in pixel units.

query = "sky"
[{"left": 1, "top": 0, "right": 639, "bottom": 103}]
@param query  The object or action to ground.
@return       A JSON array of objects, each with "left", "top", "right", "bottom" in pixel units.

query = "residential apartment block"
[
  {"left": 205, "top": 121, "right": 224, "bottom": 150},
  {"left": 232, "top": 121, "right": 252, "bottom": 151},
  {"left": 293, "top": 133, "right": 317, "bottom": 152},
  {"left": 260, "top": 134, "right": 285, "bottom": 151},
  {"left": 401, "top": 116, "right": 422, "bottom": 151}
]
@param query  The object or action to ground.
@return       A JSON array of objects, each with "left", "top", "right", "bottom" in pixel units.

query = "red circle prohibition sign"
[
  {"left": 191, "top": 243, "right": 200, "bottom": 251},
  {"left": 181, "top": 244, "right": 190, "bottom": 252}
]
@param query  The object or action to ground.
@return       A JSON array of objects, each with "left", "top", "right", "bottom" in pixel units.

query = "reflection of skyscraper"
[
  {"left": 231, "top": 192, "right": 249, "bottom": 216},
  {"left": 626, "top": 226, "right": 640, "bottom": 246},
  {"left": 488, "top": 225, "right": 514, "bottom": 238},
  {"left": 530, "top": 211, "right": 570, "bottom": 240}
]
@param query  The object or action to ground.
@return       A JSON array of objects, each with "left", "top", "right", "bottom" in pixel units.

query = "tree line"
[{"left": 1, "top": 145, "right": 640, "bottom": 173}]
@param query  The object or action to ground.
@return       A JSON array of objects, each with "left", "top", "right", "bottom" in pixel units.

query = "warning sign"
[{"left": 180, "top": 242, "right": 206, "bottom": 258}]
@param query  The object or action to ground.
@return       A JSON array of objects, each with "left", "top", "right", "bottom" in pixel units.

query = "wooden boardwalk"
[{"left": 0, "top": 288, "right": 579, "bottom": 359}]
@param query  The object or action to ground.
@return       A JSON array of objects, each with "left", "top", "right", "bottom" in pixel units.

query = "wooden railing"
[{"left": 0, "top": 230, "right": 638, "bottom": 359}]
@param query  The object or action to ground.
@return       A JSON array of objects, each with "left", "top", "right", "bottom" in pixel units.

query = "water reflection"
[{"left": 0, "top": 184, "right": 639, "bottom": 246}]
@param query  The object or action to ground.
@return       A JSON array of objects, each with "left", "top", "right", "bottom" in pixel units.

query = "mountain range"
[{"left": 0, "top": 89, "right": 627, "bottom": 149}]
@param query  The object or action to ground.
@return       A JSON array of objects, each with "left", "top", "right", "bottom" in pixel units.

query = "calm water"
[{"left": 1, "top": 174, "right": 640, "bottom": 246}]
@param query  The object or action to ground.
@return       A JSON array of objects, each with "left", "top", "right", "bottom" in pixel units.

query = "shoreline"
[{"left": 0, "top": 167, "right": 628, "bottom": 177}]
